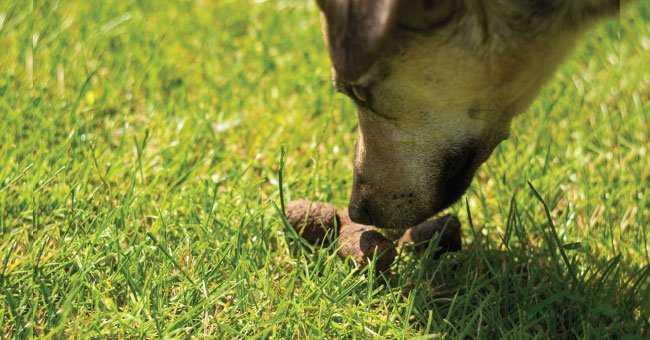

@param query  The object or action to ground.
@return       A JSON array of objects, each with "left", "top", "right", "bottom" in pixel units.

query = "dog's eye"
[{"left": 350, "top": 85, "right": 367, "bottom": 103}]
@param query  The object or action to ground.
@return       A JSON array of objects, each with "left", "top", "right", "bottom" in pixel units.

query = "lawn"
[{"left": 0, "top": 0, "right": 648, "bottom": 338}]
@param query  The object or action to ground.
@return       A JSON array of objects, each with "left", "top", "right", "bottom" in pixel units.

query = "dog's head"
[{"left": 317, "top": 0, "right": 584, "bottom": 228}]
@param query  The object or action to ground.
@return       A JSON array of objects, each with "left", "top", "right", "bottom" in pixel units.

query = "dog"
[{"left": 316, "top": 0, "right": 624, "bottom": 228}]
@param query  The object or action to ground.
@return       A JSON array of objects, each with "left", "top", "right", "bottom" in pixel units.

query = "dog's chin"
[
  {"left": 372, "top": 208, "right": 435, "bottom": 229},
  {"left": 372, "top": 177, "right": 474, "bottom": 229}
]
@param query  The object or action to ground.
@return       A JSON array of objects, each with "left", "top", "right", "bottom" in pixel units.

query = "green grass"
[{"left": 0, "top": 0, "right": 648, "bottom": 337}]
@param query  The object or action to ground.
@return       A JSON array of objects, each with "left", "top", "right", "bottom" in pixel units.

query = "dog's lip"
[
  {"left": 438, "top": 155, "right": 480, "bottom": 210},
  {"left": 369, "top": 197, "right": 442, "bottom": 229},
  {"left": 372, "top": 210, "right": 433, "bottom": 229}
]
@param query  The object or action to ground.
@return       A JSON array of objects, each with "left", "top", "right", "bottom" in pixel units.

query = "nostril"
[{"left": 348, "top": 203, "right": 373, "bottom": 225}]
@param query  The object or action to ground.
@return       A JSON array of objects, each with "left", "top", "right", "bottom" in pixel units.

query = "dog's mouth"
[
  {"left": 435, "top": 144, "right": 480, "bottom": 212},
  {"left": 349, "top": 143, "right": 483, "bottom": 229}
]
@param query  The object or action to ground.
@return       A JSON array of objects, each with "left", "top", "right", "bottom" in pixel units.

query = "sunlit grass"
[{"left": 0, "top": 0, "right": 648, "bottom": 337}]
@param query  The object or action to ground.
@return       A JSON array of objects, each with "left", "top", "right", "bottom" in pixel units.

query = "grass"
[{"left": 0, "top": 0, "right": 648, "bottom": 337}]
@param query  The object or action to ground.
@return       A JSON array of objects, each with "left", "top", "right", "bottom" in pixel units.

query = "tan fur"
[{"left": 317, "top": 0, "right": 622, "bottom": 228}]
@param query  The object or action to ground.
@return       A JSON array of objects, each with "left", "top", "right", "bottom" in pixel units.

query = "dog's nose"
[{"left": 348, "top": 202, "right": 373, "bottom": 225}]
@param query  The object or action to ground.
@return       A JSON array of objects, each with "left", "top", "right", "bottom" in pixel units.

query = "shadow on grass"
[
  {"left": 389, "top": 233, "right": 649, "bottom": 338},
  {"left": 276, "top": 194, "right": 648, "bottom": 337}
]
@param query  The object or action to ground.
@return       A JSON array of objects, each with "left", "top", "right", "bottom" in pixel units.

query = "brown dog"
[{"left": 316, "top": 0, "right": 624, "bottom": 228}]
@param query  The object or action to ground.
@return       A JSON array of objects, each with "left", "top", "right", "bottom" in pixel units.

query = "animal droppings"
[
  {"left": 398, "top": 214, "right": 462, "bottom": 258},
  {"left": 336, "top": 209, "right": 397, "bottom": 273},
  {"left": 285, "top": 200, "right": 338, "bottom": 244},
  {"left": 285, "top": 200, "right": 463, "bottom": 272}
]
